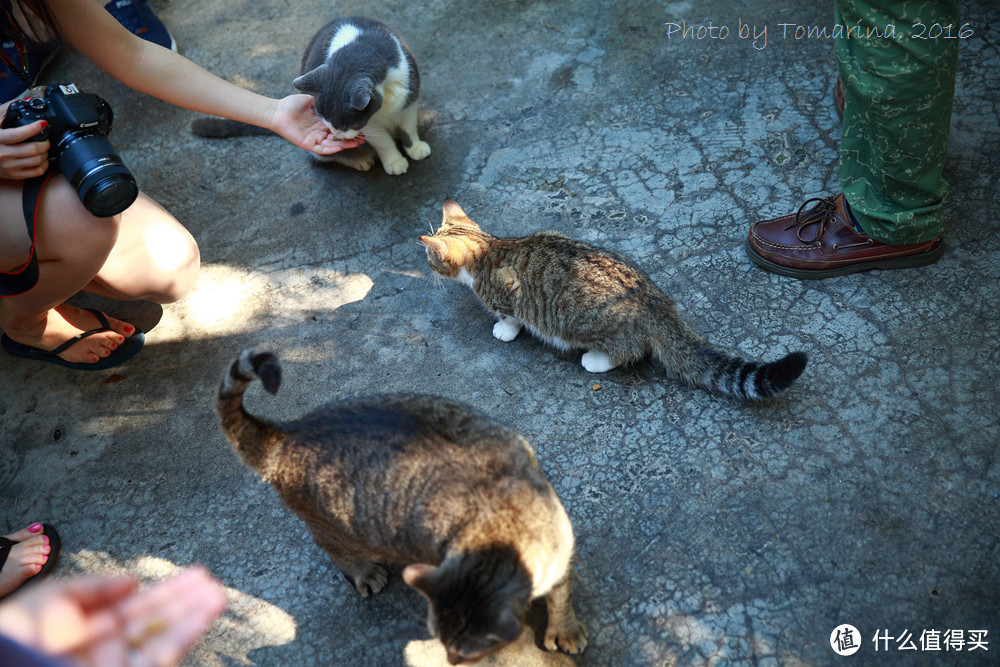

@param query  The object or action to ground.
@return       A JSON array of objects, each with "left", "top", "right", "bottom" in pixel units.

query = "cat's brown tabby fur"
[
  {"left": 420, "top": 200, "right": 807, "bottom": 401},
  {"left": 216, "top": 349, "right": 587, "bottom": 664}
]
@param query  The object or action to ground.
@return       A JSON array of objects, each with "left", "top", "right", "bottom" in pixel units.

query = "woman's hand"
[
  {"left": 0, "top": 102, "right": 50, "bottom": 180},
  {"left": 0, "top": 566, "right": 226, "bottom": 667},
  {"left": 269, "top": 94, "right": 364, "bottom": 155}
]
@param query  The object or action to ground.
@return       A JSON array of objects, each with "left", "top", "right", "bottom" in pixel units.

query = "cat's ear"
[
  {"left": 350, "top": 79, "right": 373, "bottom": 110},
  {"left": 420, "top": 235, "right": 449, "bottom": 262},
  {"left": 402, "top": 563, "right": 440, "bottom": 596},
  {"left": 442, "top": 199, "right": 481, "bottom": 230},
  {"left": 293, "top": 65, "right": 327, "bottom": 95},
  {"left": 442, "top": 199, "right": 467, "bottom": 220},
  {"left": 489, "top": 607, "right": 522, "bottom": 644}
]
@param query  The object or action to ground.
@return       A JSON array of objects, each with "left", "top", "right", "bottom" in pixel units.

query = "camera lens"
[
  {"left": 57, "top": 132, "right": 138, "bottom": 217},
  {"left": 82, "top": 172, "right": 140, "bottom": 218}
]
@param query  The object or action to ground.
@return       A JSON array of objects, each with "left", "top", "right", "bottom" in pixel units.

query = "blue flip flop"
[{"left": 1, "top": 308, "right": 144, "bottom": 371}]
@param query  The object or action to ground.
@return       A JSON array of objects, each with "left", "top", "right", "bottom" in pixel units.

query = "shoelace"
[
  {"left": 784, "top": 197, "right": 839, "bottom": 243},
  {"left": 783, "top": 196, "right": 873, "bottom": 249}
]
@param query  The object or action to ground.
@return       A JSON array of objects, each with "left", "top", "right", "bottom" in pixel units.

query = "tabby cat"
[
  {"left": 420, "top": 200, "right": 808, "bottom": 401},
  {"left": 191, "top": 16, "right": 429, "bottom": 175},
  {"left": 216, "top": 349, "right": 588, "bottom": 664}
]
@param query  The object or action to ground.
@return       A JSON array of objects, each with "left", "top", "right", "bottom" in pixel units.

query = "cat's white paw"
[
  {"left": 406, "top": 140, "right": 431, "bottom": 160},
  {"left": 493, "top": 319, "right": 522, "bottom": 342},
  {"left": 581, "top": 350, "right": 617, "bottom": 373},
  {"left": 383, "top": 155, "right": 409, "bottom": 175}
]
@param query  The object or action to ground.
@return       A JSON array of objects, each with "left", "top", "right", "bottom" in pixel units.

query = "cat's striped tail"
[
  {"left": 653, "top": 337, "right": 807, "bottom": 401},
  {"left": 216, "top": 349, "right": 284, "bottom": 472}
]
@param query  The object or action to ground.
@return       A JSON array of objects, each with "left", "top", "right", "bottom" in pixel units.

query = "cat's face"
[
  {"left": 294, "top": 66, "right": 381, "bottom": 139},
  {"left": 419, "top": 200, "right": 486, "bottom": 280},
  {"left": 403, "top": 560, "right": 525, "bottom": 665}
]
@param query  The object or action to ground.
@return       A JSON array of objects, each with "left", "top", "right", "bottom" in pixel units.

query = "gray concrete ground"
[{"left": 2, "top": 0, "right": 998, "bottom": 665}]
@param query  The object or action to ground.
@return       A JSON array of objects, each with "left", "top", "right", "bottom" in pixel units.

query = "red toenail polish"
[
  {"left": 43, "top": 545, "right": 50, "bottom": 553},
  {"left": 124, "top": 325, "right": 135, "bottom": 334},
  {"left": 29, "top": 523, "right": 42, "bottom": 533}
]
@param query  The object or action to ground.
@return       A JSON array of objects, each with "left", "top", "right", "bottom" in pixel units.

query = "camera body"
[{"left": 2, "top": 83, "right": 138, "bottom": 217}]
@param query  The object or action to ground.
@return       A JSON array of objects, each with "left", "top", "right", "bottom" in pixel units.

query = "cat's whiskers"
[
  {"left": 423, "top": 214, "right": 437, "bottom": 235},
  {"left": 414, "top": 241, "right": 446, "bottom": 291}
]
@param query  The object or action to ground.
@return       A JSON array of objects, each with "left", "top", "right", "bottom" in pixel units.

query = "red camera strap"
[{"left": 0, "top": 6, "right": 34, "bottom": 88}]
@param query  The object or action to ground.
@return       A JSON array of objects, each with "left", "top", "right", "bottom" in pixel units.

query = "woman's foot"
[
  {"left": 0, "top": 524, "right": 52, "bottom": 598},
  {"left": 3, "top": 303, "right": 136, "bottom": 364}
]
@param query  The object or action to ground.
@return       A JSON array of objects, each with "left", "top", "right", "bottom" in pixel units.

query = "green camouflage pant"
[{"left": 836, "top": 0, "right": 959, "bottom": 245}]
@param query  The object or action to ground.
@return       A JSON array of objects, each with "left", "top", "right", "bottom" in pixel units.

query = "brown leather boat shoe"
[{"left": 745, "top": 194, "right": 944, "bottom": 279}]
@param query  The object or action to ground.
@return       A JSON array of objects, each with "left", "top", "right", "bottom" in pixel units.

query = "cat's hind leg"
[
  {"left": 311, "top": 145, "right": 376, "bottom": 172},
  {"left": 398, "top": 102, "right": 431, "bottom": 161},
  {"left": 581, "top": 349, "right": 618, "bottom": 373},
  {"left": 543, "top": 577, "right": 588, "bottom": 654},
  {"left": 493, "top": 314, "right": 523, "bottom": 342}
]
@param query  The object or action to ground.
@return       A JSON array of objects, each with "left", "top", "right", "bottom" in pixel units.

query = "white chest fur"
[
  {"left": 457, "top": 267, "right": 475, "bottom": 289},
  {"left": 526, "top": 508, "right": 575, "bottom": 597},
  {"left": 377, "top": 42, "right": 410, "bottom": 114}
]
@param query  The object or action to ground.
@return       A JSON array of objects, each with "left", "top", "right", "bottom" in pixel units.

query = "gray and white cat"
[
  {"left": 191, "top": 16, "right": 429, "bottom": 175},
  {"left": 216, "top": 349, "right": 588, "bottom": 664},
  {"left": 294, "top": 16, "right": 430, "bottom": 174},
  {"left": 420, "top": 200, "right": 808, "bottom": 401}
]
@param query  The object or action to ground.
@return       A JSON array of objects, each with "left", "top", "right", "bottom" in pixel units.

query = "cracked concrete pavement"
[{"left": 2, "top": 0, "right": 998, "bottom": 665}]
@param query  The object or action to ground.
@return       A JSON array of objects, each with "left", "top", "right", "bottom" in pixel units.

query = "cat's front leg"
[
  {"left": 365, "top": 130, "right": 409, "bottom": 175},
  {"left": 543, "top": 577, "right": 588, "bottom": 654},
  {"left": 492, "top": 314, "right": 523, "bottom": 342},
  {"left": 399, "top": 102, "right": 431, "bottom": 161},
  {"left": 331, "top": 555, "right": 390, "bottom": 598},
  {"left": 315, "top": 538, "right": 389, "bottom": 597}
]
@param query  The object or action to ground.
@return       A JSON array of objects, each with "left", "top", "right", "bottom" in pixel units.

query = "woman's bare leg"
[
  {"left": 0, "top": 176, "right": 199, "bottom": 365},
  {"left": 86, "top": 192, "right": 200, "bottom": 302}
]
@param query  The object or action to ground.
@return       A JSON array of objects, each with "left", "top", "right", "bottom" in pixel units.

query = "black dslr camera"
[{"left": 2, "top": 83, "right": 138, "bottom": 217}]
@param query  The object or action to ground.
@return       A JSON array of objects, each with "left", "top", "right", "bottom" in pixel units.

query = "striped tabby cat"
[
  {"left": 216, "top": 349, "right": 587, "bottom": 664},
  {"left": 420, "top": 200, "right": 807, "bottom": 401}
]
